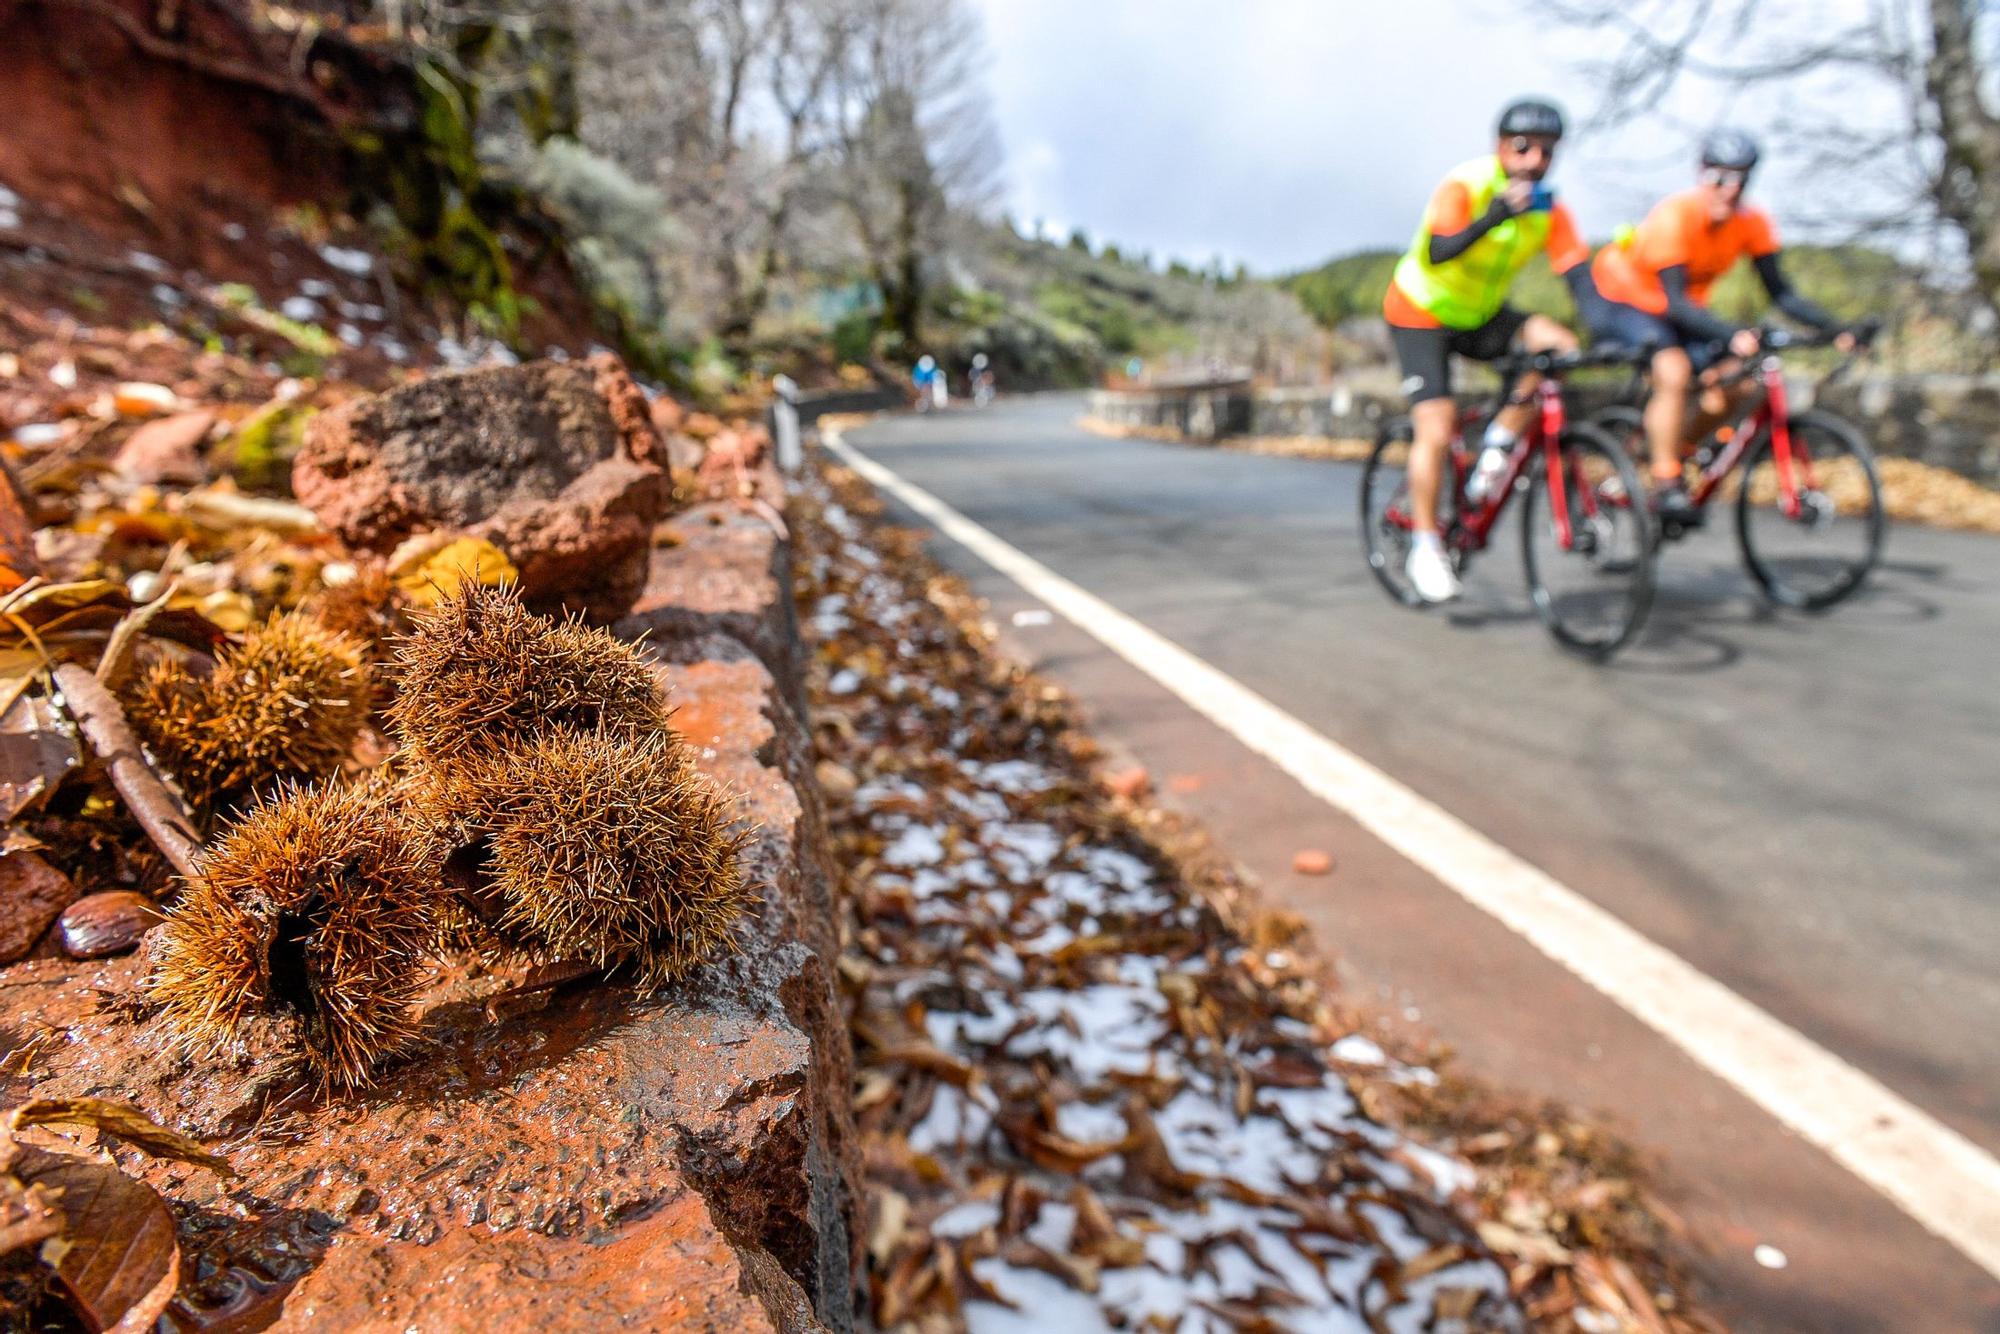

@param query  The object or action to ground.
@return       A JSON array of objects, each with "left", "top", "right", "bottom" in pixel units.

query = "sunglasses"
[
  {"left": 1506, "top": 136, "right": 1558, "bottom": 157},
  {"left": 1703, "top": 167, "right": 1751, "bottom": 189}
]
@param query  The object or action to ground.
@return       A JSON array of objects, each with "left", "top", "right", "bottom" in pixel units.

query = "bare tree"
[
  {"left": 822, "top": 0, "right": 1000, "bottom": 346},
  {"left": 563, "top": 0, "right": 856, "bottom": 337},
  {"left": 1546, "top": 0, "right": 2000, "bottom": 333},
  {"left": 363, "top": 0, "right": 1001, "bottom": 348}
]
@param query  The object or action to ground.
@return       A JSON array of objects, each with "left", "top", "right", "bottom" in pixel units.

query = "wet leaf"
[
  {"left": 8, "top": 1099, "right": 234, "bottom": 1177},
  {"left": 1477, "top": 1218, "right": 1573, "bottom": 1267},
  {"left": 0, "top": 1167, "right": 65, "bottom": 1256},
  {"left": 867, "top": 1187, "right": 910, "bottom": 1266},
  {"left": 0, "top": 690, "right": 81, "bottom": 822},
  {"left": 6, "top": 1140, "right": 181, "bottom": 1333}
]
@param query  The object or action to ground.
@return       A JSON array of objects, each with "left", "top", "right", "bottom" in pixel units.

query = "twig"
[{"left": 51, "top": 663, "right": 202, "bottom": 878}]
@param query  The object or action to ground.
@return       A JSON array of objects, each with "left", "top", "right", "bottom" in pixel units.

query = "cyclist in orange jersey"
[
  {"left": 1590, "top": 130, "right": 1855, "bottom": 527},
  {"left": 1385, "top": 98, "right": 1604, "bottom": 603}
]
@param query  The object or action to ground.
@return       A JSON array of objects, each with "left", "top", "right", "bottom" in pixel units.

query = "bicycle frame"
[
  {"left": 1451, "top": 379, "right": 1582, "bottom": 552},
  {"left": 1686, "top": 357, "right": 1816, "bottom": 517}
]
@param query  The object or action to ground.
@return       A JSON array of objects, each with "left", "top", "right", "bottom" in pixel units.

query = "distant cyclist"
[
  {"left": 912, "top": 354, "right": 942, "bottom": 411},
  {"left": 1385, "top": 98, "right": 1602, "bottom": 603},
  {"left": 1589, "top": 130, "right": 1854, "bottom": 527}
]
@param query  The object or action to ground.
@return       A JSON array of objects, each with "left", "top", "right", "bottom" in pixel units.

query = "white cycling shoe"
[{"left": 1406, "top": 542, "right": 1462, "bottom": 604}]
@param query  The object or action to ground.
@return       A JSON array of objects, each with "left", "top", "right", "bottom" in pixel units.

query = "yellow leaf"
[
  {"left": 392, "top": 537, "right": 517, "bottom": 606},
  {"left": 178, "top": 589, "right": 253, "bottom": 633}
]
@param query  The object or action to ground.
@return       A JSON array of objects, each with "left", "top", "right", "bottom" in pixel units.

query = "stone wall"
[
  {"left": 0, "top": 420, "right": 858, "bottom": 1331},
  {"left": 1806, "top": 373, "right": 2000, "bottom": 484},
  {"left": 1085, "top": 377, "right": 1255, "bottom": 441},
  {"left": 1094, "top": 371, "right": 2000, "bottom": 486}
]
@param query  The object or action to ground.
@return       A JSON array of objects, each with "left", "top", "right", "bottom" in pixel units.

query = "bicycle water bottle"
[{"left": 1465, "top": 444, "right": 1510, "bottom": 502}]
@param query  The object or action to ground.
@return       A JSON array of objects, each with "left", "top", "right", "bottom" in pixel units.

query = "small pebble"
[
  {"left": 1753, "top": 1243, "right": 1788, "bottom": 1270},
  {"left": 1104, "top": 765, "right": 1150, "bottom": 799},
  {"left": 1292, "top": 848, "right": 1333, "bottom": 876}
]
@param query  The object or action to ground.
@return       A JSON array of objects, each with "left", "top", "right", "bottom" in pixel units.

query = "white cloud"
[{"left": 969, "top": 0, "right": 1897, "bottom": 272}]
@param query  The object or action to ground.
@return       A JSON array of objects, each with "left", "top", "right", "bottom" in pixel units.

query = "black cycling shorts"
[
  {"left": 1389, "top": 306, "right": 1531, "bottom": 405},
  {"left": 1590, "top": 300, "right": 1725, "bottom": 373}
]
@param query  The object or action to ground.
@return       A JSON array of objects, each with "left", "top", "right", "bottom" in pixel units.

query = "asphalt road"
[{"left": 840, "top": 393, "right": 2000, "bottom": 1331}]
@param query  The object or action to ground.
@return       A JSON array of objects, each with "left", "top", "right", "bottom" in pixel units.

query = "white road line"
[{"left": 822, "top": 425, "right": 2000, "bottom": 1283}]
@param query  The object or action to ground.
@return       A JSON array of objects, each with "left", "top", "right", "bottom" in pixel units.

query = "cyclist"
[
  {"left": 912, "top": 354, "right": 941, "bottom": 410},
  {"left": 1386, "top": 98, "right": 1602, "bottom": 603},
  {"left": 971, "top": 351, "right": 995, "bottom": 406},
  {"left": 1589, "top": 130, "right": 1853, "bottom": 527}
]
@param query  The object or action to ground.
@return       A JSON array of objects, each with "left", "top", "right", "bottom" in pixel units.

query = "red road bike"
[
  {"left": 1362, "top": 345, "right": 1657, "bottom": 659},
  {"left": 1593, "top": 324, "right": 1885, "bottom": 610}
]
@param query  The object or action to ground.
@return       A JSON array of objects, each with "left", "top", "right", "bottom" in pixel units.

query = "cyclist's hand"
[
  {"left": 1728, "top": 328, "right": 1762, "bottom": 359},
  {"left": 1493, "top": 181, "right": 1535, "bottom": 218},
  {"left": 1834, "top": 329, "right": 1859, "bottom": 353}
]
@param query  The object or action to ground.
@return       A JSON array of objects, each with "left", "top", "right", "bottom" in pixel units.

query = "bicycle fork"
[
  {"left": 1538, "top": 380, "right": 1577, "bottom": 550},
  {"left": 1763, "top": 359, "right": 1814, "bottom": 519}
]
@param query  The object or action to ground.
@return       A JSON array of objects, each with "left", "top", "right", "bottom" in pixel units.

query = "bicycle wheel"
[
  {"left": 1520, "top": 422, "right": 1656, "bottom": 659},
  {"left": 1593, "top": 405, "right": 1647, "bottom": 468},
  {"left": 1361, "top": 416, "right": 1459, "bottom": 606},
  {"left": 1735, "top": 410, "right": 1884, "bottom": 609}
]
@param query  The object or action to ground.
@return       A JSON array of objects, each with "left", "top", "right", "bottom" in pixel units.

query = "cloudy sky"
[{"left": 967, "top": 0, "right": 1893, "bottom": 274}]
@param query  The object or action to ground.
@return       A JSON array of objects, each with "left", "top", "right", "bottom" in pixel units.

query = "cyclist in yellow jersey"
[{"left": 1385, "top": 98, "right": 1604, "bottom": 603}]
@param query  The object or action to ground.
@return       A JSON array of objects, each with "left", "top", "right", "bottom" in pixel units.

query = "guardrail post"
[{"left": 772, "top": 373, "right": 802, "bottom": 473}]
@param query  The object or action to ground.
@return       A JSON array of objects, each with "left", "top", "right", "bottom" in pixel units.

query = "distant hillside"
[
  {"left": 930, "top": 225, "right": 1329, "bottom": 387},
  {"left": 1285, "top": 242, "right": 1932, "bottom": 351}
]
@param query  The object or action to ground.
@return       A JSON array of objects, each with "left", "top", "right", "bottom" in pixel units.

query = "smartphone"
[{"left": 1528, "top": 183, "right": 1556, "bottom": 212}]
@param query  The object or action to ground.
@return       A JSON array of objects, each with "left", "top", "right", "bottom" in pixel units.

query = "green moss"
[
  {"left": 226, "top": 403, "right": 318, "bottom": 495},
  {"left": 210, "top": 285, "right": 340, "bottom": 358},
  {"left": 342, "top": 57, "right": 523, "bottom": 341}
]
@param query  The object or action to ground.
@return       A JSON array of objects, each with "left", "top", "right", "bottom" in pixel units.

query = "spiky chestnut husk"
[
  {"left": 124, "top": 610, "right": 372, "bottom": 820},
  {"left": 430, "top": 729, "right": 753, "bottom": 984},
  {"left": 149, "top": 781, "right": 441, "bottom": 1088},
  {"left": 305, "top": 558, "right": 402, "bottom": 656},
  {"left": 385, "top": 583, "right": 667, "bottom": 771}
]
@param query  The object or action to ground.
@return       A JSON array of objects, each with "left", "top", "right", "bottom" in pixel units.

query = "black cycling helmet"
[
  {"left": 1497, "top": 98, "right": 1566, "bottom": 141},
  {"left": 1700, "top": 129, "right": 1761, "bottom": 172}
]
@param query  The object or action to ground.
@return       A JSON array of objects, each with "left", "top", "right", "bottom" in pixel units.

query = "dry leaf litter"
[{"left": 796, "top": 453, "right": 1716, "bottom": 1333}]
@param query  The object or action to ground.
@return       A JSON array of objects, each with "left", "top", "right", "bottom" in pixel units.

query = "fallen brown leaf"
[
  {"left": 5, "top": 1139, "right": 181, "bottom": 1333},
  {"left": 8, "top": 1097, "right": 234, "bottom": 1175}
]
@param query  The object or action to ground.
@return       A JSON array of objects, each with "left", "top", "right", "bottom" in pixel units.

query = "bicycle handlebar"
[
  {"left": 1490, "top": 342, "right": 1654, "bottom": 377},
  {"left": 1753, "top": 317, "right": 1882, "bottom": 353},
  {"left": 1704, "top": 317, "right": 1883, "bottom": 390}
]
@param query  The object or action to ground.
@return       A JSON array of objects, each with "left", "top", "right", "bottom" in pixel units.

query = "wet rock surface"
[
  {"left": 0, "top": 850, "right": 79, "bottom": 963},
  {"left": 292, "top": 355, "right": 671, "bottom": 617},
  {"left": 0, "top": 462, "right": 859, "bottom": 1331},
  {"left": 616, "top": 491, "right": 802, "bottom": 710}
]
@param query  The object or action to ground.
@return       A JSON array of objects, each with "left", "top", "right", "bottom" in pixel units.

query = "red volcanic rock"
[
  {"left": 292, "top": 355, "right": 670, "bottom": 618},
  {"left": 0, "top": 464, "right": 859, "bottom": 1330},
  {"left": 1292, "top": 849, "right": 1334, "bottom": 876},
  {"left": 1104, "top": 765, "right": 1151, "bottom": 800},
  {"left": 0, "top": 850, "right": 78, "bottom": 963},
  {"left": 696, "top": 425, "right": 772, "bottom": 499},
  {"left": 277, "top": 1189, "right": 796, "bottom": 1332}
]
